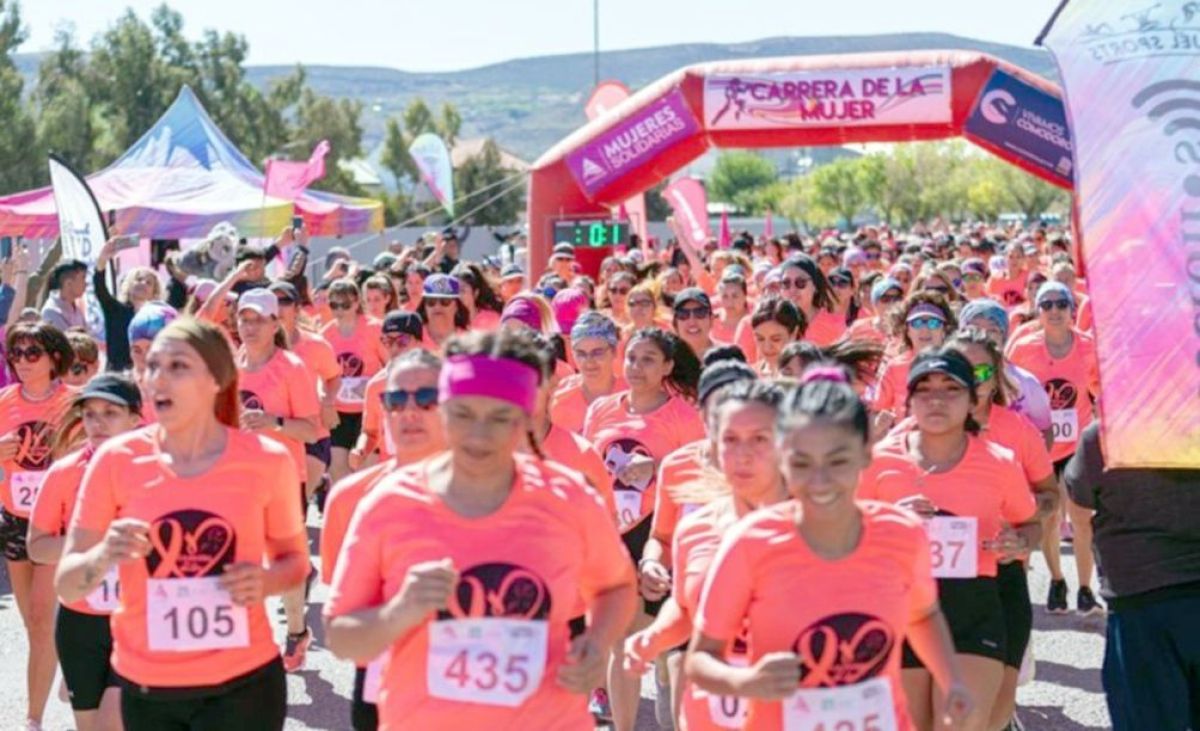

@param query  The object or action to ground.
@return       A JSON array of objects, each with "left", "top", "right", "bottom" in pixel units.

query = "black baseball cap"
[
  {"left": 906, "top": 348, "right": 976, "bottom": 393},
  {"left": 672, "top": 287, "right": 711, "bottom": 311},
  {"left": 382, "top": 311, "right": 423, "bottom": 339},
  {"left": 77, "top": 373, "right": 143, "bottom": 412},
  {"left": 268, "top": 281, "right": 299, "bottom": 301},
  {"left": 698, "top": 360, "right": 757, "bottom": 406}
]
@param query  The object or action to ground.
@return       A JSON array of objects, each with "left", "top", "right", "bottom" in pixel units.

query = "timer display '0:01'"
[{"left": 553, "top": 221, "right": 629, "bottom": 248}]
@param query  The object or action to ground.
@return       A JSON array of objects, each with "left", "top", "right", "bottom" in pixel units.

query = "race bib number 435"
[
  {"left": 783, "top": 677, "right": 897, "bottom": 731},
  {"left": 427, "top": 618, "right": 548, "bottom": 707},
  {"left": 147, "top": 576, "right": 249, "bottom": 652}
]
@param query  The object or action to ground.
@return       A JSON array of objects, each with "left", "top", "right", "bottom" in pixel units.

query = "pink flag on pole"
[
  {"left": 719, "top": 209, "right": 732, "bottom": 249},
  {"left": 764, "top": 209, "right": 774, "bottom": 239},
  {"left": 663, "top": 177, "right": 710, "bottom": 252},
  {"left": 264, "top": 140, "right": 330, "bottom": 201}
]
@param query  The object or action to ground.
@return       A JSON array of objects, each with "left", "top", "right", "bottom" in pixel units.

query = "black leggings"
[
  {"left": 120, "top": 658, "right": 286, "bottom": 731},
  {"left": 351, "top": 665, "right": 379, "bottom": 731}
]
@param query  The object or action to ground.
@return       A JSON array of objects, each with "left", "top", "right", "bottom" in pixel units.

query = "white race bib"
[
  {"left": 85, "top": 567, "right": 121, "bottom": 612},
  {"left": 338, "top": 376, "right": 368, "bottom": 404},
  {"left": 1050, "top": 408, "right": 1078, "bottom": 444},
  {"left": 363, "top": 653, "right": 386, "bottom": 704},
  {"left": 783, "top": 677, "right": 897, "bottom": 731},
  {"left": 925, "top": 517, "right": 979, "bottom": 579},
  {"left": 426, "top": 618, "right": 548, "bottom": 707},
  {"left": 705, "top": 656, "right": 749, "bottom": 728},
  {"left": 146, "top": 576, "right": 249, "bottom": 652},
  {"left": 11, "top": 471, "right": 46, "bottom": 515},
  {"left": 615, "top": 490, "right": 643, "bottom": 532}
]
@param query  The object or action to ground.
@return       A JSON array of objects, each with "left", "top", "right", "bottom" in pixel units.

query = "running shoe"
[
  {"left": 1047, "top": 579, "right": 1069, "bottom": 614},
  {"left": 283, "top": 627, "right": 312, "bottom": 672},
  {"left": 589, "top": 688, "right": 612, "bottom": 722},
  {"left": 1077, "top": 586, "right": 1105, "bottom": 616}
]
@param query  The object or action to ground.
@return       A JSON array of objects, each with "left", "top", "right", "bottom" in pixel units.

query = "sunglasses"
[
  {"left": 629, "top": 298, "right": 654, "bottom": 309},
  {"left": 780, "top": 277, "right": 811, "bottom": 291},
  {"left": 865, "top": 252, "right": 882, "bottom": 261},
  {"left": 381, "top": 333, "right": 414, "bottom": 348},
  {"left": 963, "top": 273, "right": 984, "bottom": 282},
  {"left": 608, "top": 287, "right": 631, "bottom": 296},
  {"left": 878, "top": 293, "right": 902, "bottom": 305},
  {"left": 8, "top": 346, "right": 45, "bottom": 363},
  {"left": 69, "top": 361, "right": 94, "bottom": 376},
  {"left": 425, "top": 298, "right": 456, "bottom": 308},
  {"left": 328, "top": 300, "right": 354, "bottom": 311},
  {"left": 908, "top": 317, "right": 945, "bottom": 330},
  {"left": 1038, "top": 299, "right": 1071, "bottom": 311},
  {"left": 675, "top": 306, "right": 711, "bottom": 321},
  {"left": 275, "top": 296, "right": 296, "bottom": 306},
  {"left": 380, "top": 387, "right": 439, "bottom": 412},
  {"left": 973, "top": 363, "right": 996, "bottom": 383},
  {"left": 829, "top": 277, "right": 852, "bottom": 289}
]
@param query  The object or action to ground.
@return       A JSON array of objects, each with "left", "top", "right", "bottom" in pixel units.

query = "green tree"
[
  {"left": 810, "top": 158, "right": 865, "bottom": 229},
  {"left": 454, "top": 138, "right": 525, "bottom": 225},
  {"left": 438, "top": 103, "right": 462, "bottom": 146},
  {"left": 34, "top": 28, "right": 93, "bottom": 171},
  {"left": 707, "top": 151, "right": 777, "bottom": 208},
  {"left": 995, "top": 162, "right": 1071, "bottom": 222},
  {"left": 0, "top": 1, "right": 40, "bottom": 193},
  {"left": 776, "top": 175, "right": 835, "bottom": 233},
  {"left": 404, "top": 98, "right": 436, "bottom": 138}
]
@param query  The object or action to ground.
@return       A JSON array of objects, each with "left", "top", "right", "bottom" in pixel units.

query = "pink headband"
[
  {"left": 800, "top": 366, "right": 850, "bottom": 385},
  {"left": 438, "top": 354, "right": 539, "bottom": 415}
]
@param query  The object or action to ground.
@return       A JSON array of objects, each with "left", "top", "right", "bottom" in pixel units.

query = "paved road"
[{"left": 0, "top": 519, "right": 1112, "bottom": 730}]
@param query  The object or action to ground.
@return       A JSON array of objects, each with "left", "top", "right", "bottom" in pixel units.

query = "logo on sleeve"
[
  {"left": 439, "top": 562, "right": 552, "bottom": 621},
  {"left": 146, "top": 510, "right": 237, "bottom": 579},
  {"left": 793, "top": 612, "right": 894, "bottom": 688},
  {"left": 337, "top": 352, "right": 364, "bottom": 378},
  {"left": 13, "top": 420, "right": 53, "bottom": 470}
]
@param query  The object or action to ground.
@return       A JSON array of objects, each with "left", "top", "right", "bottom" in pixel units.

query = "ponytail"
[
  {"left": 628, "top": 327, "right": 700, "bottom": 402},
  {"left": 777, "top": 363, "right": 870, "bottom": 443}
]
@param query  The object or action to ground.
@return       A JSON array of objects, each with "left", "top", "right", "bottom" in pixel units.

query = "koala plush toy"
[{"left": 173, "top": 222, "right": 239, "bottom": 280}]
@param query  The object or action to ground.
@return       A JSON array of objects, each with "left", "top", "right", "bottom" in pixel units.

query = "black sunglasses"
[
  {"left": 380, "top": 387, "right": 439, "bottom": 412},
  {"left": 69, "top": 362, "right": 94, "bottom": 376},
  {"left": 328, "top": 300, "right": 354, "bottom": 311},
  {"left": 674, "top": 306, "right": 711, "bottom": 321},
  {"left": 8, "top": 346, "right": 45, "bottom": 363},
  {"left": 1038, "top": 299, "right": 1071, "bottom": 311}
]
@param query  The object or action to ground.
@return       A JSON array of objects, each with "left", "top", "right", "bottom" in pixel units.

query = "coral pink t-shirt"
[
  {"left": 0, "top": 381, "right": 76, "bottom": 516},
  {"left": 321, "top": 316, "right": 387, "bottom": 413},
  {"left": 237, "top": 348, "right": 321, "bottom": 475},
  {"left": 805, "top": 309, "right": 848, "bottom": 347},
  {"left": 291, "top": 328, "right": 340, "bottom": 439},
  {"left": 859, "top": 433, "right": 1037, "bottom": 577},
  {"left": 1006, "top": 329, "right": 1099, "bottom": 462},
  {"left": 582, "top": 392, "right": 706, "bottom": 534},
  {"left": 324, "top": 453, "right": 633, "bottom": 731},
  {"left": 650, "top": 440, "right": 710, "bottom": 548},
  {"left": 549, "top": 375, "right": 626, "bottom": 435},
  {"left": 360, "top": 370, "right": 390, "bottom": 457},
  {"left": 695, "top": 501, "right": 937, "bottom": 731},
  {"left": 320, "top": 460, "right": 393, "bottom": 586},
  {"left": 542, "top": 424, "right": 615, "bottom": 519},
  {"left": 71, "top": 427, "right": 304, "bottom": 687},
  {"left": 869, "top": 351, "right": 915, "bottom": 419}
]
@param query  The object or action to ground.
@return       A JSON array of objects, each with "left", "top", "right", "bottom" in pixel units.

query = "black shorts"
[
  {"left": 55, "top": 605, "right": 118, "bottom": 711},
  {"left": 0, "top": 507, "right": 29, "bottom": 562},
  {"left": 621, "top": 514, "right": 667, "bottom": 617},
  {"left": 331, "top": 412, "right": 363, "bottom": 450},
  {"left": 305, "top": 436, "right": 333, "bottom": 467},
  {"left": 351, "top": 665, "right": 379, "bottom": 731},
  {"left": 903, "top": 577, "right": 1007, "bottom": 667},
  {"left": 1053, "top": 456, "right": 1072, "bottom": 482},
  {"left": 996, "top": 561, "right": 1033, "bottom": 669},
  {"left": 120, "top": 657, "right": 285, "bottom": 731}
]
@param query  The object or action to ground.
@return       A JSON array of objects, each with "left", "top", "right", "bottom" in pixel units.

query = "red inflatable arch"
[{"left": 527, "top": 50, "right": 1069, "bottom": 279}]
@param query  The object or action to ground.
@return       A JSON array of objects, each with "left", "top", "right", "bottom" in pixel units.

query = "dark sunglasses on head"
[
  {"left": 675, "top": 306, "right": 711, "bottom": 321},
  {"left": 1038, "top": 299, "right": 1071, "bottom": 311},
  {"left": 380, "top": 387, "right": 439, "bottom": 412},
  {"left": 328, "top": 300, "right": 354, "bottom": 311},
  {"left": 8, "top": 346, "right": 45, "bottom": 363}
]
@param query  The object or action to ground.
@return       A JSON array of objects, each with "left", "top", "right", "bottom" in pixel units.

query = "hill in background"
[{"left": 17, "top": 32, "right": 1055, "bottom": 164}]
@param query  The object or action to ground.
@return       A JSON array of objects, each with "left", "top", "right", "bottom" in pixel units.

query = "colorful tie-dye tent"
[{"left": 0, "top": 85, "right": 383, "bottom": 239}]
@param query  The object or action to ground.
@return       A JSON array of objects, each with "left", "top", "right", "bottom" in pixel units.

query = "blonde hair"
[
  {"left": 157, "top": 318, "right": 240, "bottom": 428},
  {"left": 118, "top": 267, "right": 164, "bottom": 303}
]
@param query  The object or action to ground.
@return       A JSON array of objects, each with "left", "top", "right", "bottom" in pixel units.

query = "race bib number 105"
[
  {"left": 146, "top": 577, "right": 249, "bottom": 652},
  {"left": 783, "top": 677, "right": 897, "bottom": 731},
  {"left": 427, "top": 618, "right": 548, "bottom": 707}
]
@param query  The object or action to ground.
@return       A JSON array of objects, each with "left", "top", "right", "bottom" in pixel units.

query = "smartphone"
[
  {"left": 292, "top": 215, "right": 304, "bottom": 231},
  {"left": 0, "top": 237, "right": 11, "bottom": 260},
  {"left": 112, "top": 234, "right": 140, "bottom": 251}
]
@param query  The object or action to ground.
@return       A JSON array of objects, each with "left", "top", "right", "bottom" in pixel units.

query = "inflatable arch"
[{"left": 527, "top": 50, "right": 1071, "bottom": 278}]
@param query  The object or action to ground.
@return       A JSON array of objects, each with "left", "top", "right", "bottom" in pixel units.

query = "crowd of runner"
[{"left": 0, "top": 220, "right": 1192, "bottom": 731}]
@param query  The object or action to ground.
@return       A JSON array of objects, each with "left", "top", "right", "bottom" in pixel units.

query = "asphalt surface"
[{"left": 0, "top": 517, "right": 1112, "bottom": 730}]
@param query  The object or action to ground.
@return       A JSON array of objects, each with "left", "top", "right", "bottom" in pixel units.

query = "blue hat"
[
  {"left": 959, "top": 298, "right": 1009, "bottom": 342},
  {"left": 1035, "top": 281, "right": 1075, "bottom": 308},
  {"left": 570, "top": 311, "right": 619, "bottom": 347},
  {"left": 422, "top": 273, "right": 461, "bottom": 299},
  {"left": 870, "top": 277, "right": 903, "bottom": 305},
  {"left": 127, "top": 302, "right": 178, "bottom": 344}
]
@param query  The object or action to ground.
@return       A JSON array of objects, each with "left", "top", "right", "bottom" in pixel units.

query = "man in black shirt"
[{"left": 1065, "top": 420, "right": 1200, "bottom": 730}]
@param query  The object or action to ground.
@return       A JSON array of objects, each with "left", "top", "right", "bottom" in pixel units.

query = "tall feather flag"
[
  {"left": 1039, "top": 0, "right": 1200, "bottom": 467},
  {"left": 663, "top": 177, "right": 710, "bottom": 252},
  {"left": 409, "top": 134, "right": 455, "bottom": 217},
  {"left": 48, "top": 154, "right": 108, "bottom": 340}
]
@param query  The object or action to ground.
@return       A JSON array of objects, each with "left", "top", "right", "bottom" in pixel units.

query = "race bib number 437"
[
  {"left": 147, "top": 576, "right": 249, "bottom": 652},
  {"left": 925, "top": 516, "right": 979, "bottom": 579},
  {"left": 427, "top": 618, "right": 548, "bottom": 707}
]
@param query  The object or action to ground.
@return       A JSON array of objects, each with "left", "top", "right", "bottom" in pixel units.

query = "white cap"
[{"left": 236, "top": 288, "right": 278, "bottom": 318}]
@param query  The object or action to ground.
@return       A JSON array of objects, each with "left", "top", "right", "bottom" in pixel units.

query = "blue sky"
[{"left": 24, "top": 0, "right": 1061, "bottom": 71}]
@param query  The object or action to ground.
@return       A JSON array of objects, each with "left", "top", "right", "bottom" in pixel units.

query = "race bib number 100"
[
  {"left": 427, "top": 618, "right": 548, "bottom": 707},
  {"left": 615, "top": 490, "right": 643, "bottom": 532},
  {"left": 783, "top": 677, "right": 897, "bottom": 731},
  {"left": 147, "top": 577, "right": 249, "bottom": 652},
  {"left": 925, "top": 517, "right": 979, "bottom": 579},
  {"left": 1051, "top": 409, "right": 1078, "bottom": 444}
]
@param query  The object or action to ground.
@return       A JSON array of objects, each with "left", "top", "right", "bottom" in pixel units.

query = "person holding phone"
[{"left": 96, "top": 236, "right": 164, "bottom": 372}]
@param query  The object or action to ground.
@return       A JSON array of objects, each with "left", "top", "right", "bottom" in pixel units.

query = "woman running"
[
  {"left": 351, "top": 311, "right": 425, "bottom": 469},
  {"left": 846, "top": 276, "right": 902, "bottom": 347},
  {"left": 0, "top": 322, "right": 77, "bottom": 730},
  {"left": 321, "top": 279, "right": 387, "bottom": 484},
  {"left": 320, "top": 348, "right": 447, "bottom": 731},
  {"left": 582, "top": 327, "right": 704, "bottom": 731},
  {"left": 711, "top": 272, "right": 749, "bottom": 345},
  {"left": 550, "top": 312, "right": 625, "bottom": 435},
  {"left": 362, "top": 276, "right": 399, "bottom": 321},
  {"left": 28, "top": 373, "right": 143, "bottom": 731},
  {"left": 417, "top": 274, "right": 470, "bottom": 348},
  {"left": 750, "top": 297, "right": 804, "bottom": 376},
  {"left": 776, "top": 254, "right": 844, "bottom": 346},
  {"left": 860, "top": 348, "right": 1039, "bottom": 731},
  {"left": 452, "top": 263, "right": 504, "bottom": 331},
  {"left": 56, "top": 318, "right": 309, "bottom": 731},
  {"left": 627, "top": 380, "right": 790, "bottom": 730},
  {"left": 871, "top": 292, "right": 956, "bottom": 424},
  {"left": 687, "top": 368, "right": 972, "bottom": 731},
  {"left": 672, "top": 289, "right": 724, "bottom": 365},
  {"left": 323, "top": 328, "right": 637, "bottom": 730}
]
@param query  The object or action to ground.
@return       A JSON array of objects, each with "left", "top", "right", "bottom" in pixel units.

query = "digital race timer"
[{"left": 552, "top": 220, "right": 630, "bottom": 248}]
